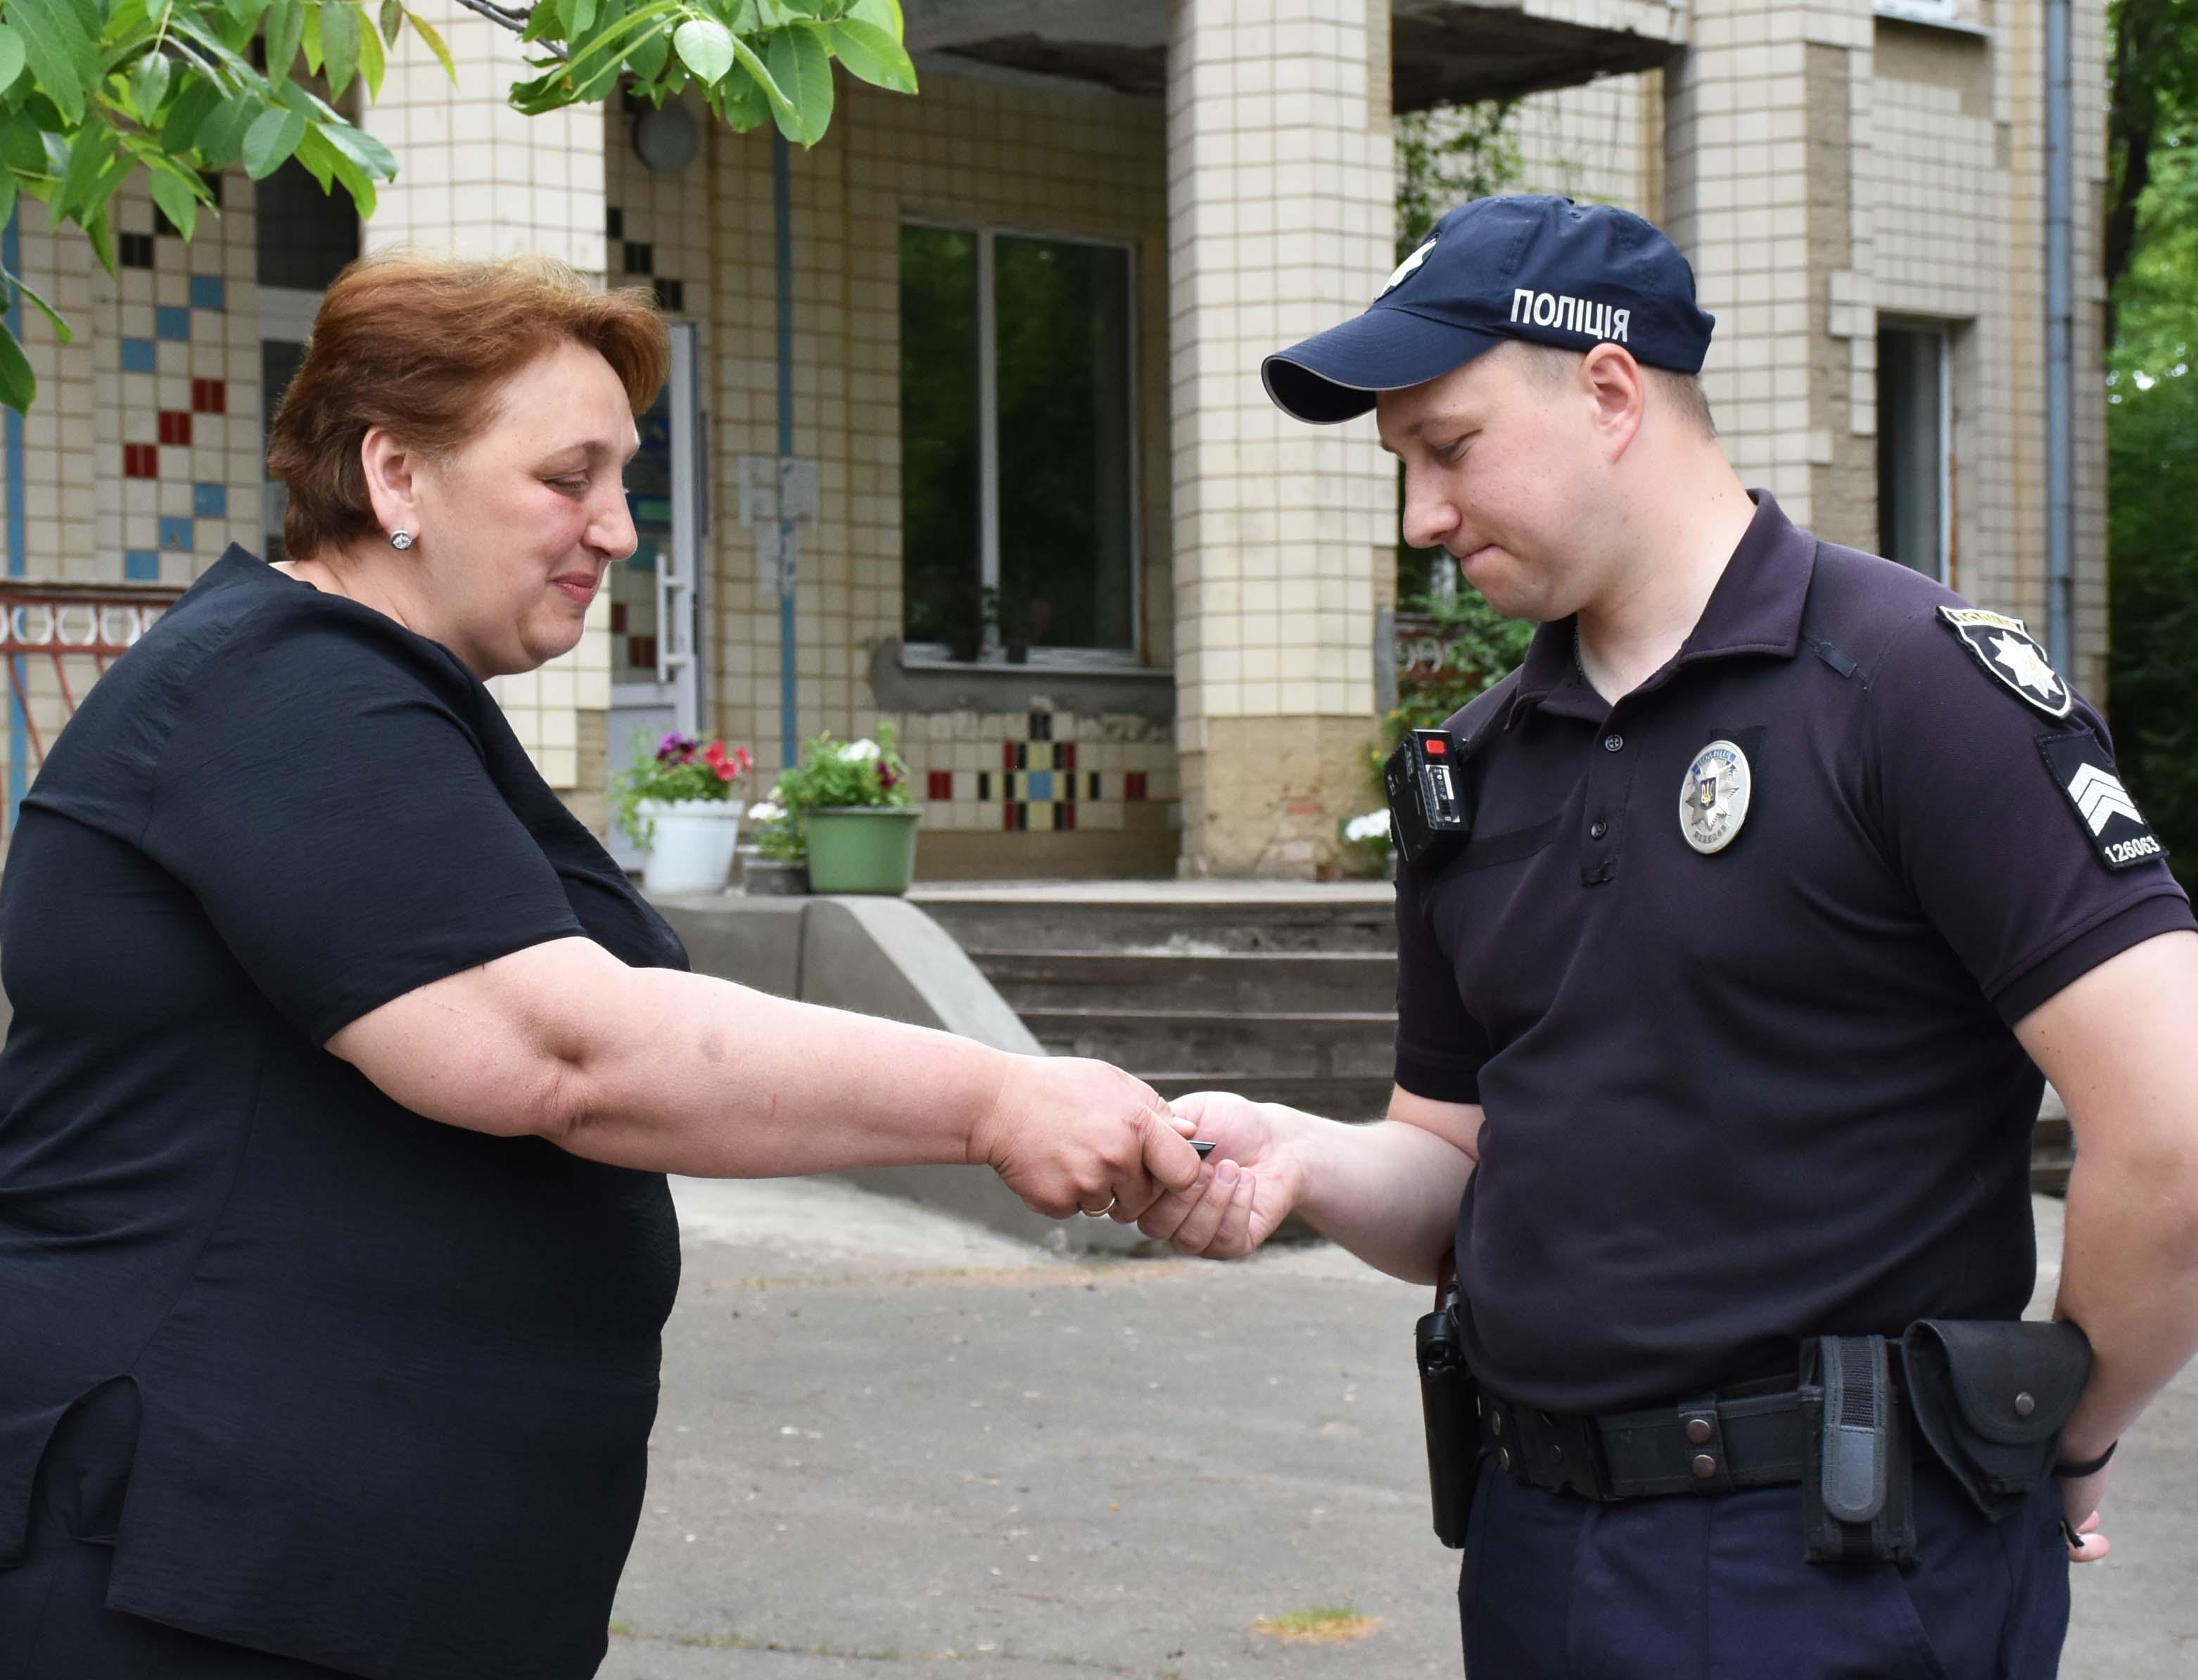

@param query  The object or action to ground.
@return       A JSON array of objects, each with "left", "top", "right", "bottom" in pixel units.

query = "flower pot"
[
  {"left": 737, "top": 846, "right": 810, "bottom": 896},
  {"left": 801, "top": 806, "right": 922, "bottom": 895},
  {"left": 637, "top": 798, "right": 744, "bottom": 895}
]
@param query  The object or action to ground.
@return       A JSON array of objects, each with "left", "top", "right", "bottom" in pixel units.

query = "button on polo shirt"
[{"left": 1394, "top": 494, "right": 2194, "bottom": 1415}]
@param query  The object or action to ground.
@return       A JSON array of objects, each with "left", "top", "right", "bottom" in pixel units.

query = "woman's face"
[{"left": 405, "top": 341, "right": 641, "bottom": 677}]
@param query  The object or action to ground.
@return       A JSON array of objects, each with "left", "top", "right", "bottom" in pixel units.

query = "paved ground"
[{"left": 601, "top": 1180, "right": 2197, "bottom": 1680}]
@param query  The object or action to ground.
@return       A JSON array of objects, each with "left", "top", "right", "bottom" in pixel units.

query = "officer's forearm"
[
  {"left": 2052, "top": 1141, "right": 2198, "bottom": 1461},
  {"left": 1278, "top": 1112, "right": 1475, "bottom": 1284}
]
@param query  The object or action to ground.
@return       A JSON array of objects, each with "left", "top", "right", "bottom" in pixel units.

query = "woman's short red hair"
[{"left": 265, "top": 254, "right": 670, "bottom": 559}]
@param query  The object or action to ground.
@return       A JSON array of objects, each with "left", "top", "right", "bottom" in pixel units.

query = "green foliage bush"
[{"left": 2107, "top": 366, "right": 2198, "bottom": 891}]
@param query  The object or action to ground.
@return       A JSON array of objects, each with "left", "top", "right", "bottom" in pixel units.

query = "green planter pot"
[{"left": 802, "top": 806, "right": 922, "bottom": 894}]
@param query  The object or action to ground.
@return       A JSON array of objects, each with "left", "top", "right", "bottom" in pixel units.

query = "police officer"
[{"left": 1136, "top": 196, "right": 2198, "bottom": 1676}]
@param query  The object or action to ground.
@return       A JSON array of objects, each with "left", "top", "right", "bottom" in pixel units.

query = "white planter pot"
[{"left": 638, "top": 798, "right": 744, "bottom": 895}]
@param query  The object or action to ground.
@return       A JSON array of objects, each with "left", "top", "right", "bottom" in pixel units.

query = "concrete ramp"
[{"left": 652, "top": 892, "right": 1141, "bottom": 1253}]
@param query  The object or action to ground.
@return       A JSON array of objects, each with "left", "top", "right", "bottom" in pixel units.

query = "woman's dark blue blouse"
[{"left": 0, "top": 547, "right": 687, "bottom": 1679}]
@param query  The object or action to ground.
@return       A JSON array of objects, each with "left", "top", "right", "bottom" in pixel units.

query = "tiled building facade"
[{"left": 2, "top": 0, "right": 2112, "bottom": 879}]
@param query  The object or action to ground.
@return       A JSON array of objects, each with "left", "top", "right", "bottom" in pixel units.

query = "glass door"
[{"left": 607, "top": 320, "right": 704, "bottom": 870}]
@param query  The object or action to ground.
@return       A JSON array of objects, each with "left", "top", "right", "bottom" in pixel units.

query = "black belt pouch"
[
  {"left": 1416, "top": 1302, "right": 1481, "bottom": 1548},
  {"left": 1902, "top": 1318, "right": 2092, "bottom": 1522},
  {"left": 1800, "top": 1335, "right": 1917, "bottom": 1565}
]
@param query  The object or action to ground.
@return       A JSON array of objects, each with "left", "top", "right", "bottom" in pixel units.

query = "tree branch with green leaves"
[{"left": 0, "top": 0, "right": 915, "bottom": 410}]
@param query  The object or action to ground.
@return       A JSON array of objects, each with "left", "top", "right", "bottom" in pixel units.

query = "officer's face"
[{"left": 1378, "top": 344, "right": 1627, "bottom": 622}]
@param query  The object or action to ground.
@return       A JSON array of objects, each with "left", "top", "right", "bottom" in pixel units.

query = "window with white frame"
[
  {"left": 1877, "top": 321, "right": 1952, "bottom": 581},
  {"left": 899, "top": 224, "right": 1137, "bottom": 660}
]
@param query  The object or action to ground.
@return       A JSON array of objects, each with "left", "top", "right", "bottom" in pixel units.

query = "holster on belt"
[
  {"left": 1902, "top": 1318, "right": 2092, "bottom": 1522},
  {"left": 1416, "top": 1254, "right": 1480, "bottom": 1549},
  {"left": 1799, "top": 1334, "right": 1917, "bottom": 1565}
]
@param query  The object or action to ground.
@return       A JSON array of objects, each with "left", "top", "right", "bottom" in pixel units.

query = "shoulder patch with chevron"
[{"left": 2038, "top": 730, "right": 2167, "bottom": 871}]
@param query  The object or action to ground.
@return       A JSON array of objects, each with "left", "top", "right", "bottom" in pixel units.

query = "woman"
[{"left": 0, "top": 257, "right": 1215, "bottom": 1680}]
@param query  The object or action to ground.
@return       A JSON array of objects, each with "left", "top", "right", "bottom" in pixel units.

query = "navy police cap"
[{"left": 1263, "top": 195, "right": 1717, "bottom": 425}]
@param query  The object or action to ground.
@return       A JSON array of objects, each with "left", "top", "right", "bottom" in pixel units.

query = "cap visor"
[{"left": 1262, "top": 310, "right": 1506, "bottom": 424}]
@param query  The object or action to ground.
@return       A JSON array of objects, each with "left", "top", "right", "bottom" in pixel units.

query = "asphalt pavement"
[{"left": 599, "top": 1180, "right": 2197, "bottom": 1680}]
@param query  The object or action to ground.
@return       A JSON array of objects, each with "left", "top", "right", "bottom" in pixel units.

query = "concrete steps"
[
  {"left": 913, "top": 884, "right": 2073, "bottom": 1201},
  {"left": 980, "top": 948, "right": 1396, "bottom": 1015},
  {"left": 917, "top": 888, "right": 1402, "bottom": 1209}
]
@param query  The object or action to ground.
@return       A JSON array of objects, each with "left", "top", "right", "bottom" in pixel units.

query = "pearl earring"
[{"left": 389, "top": 530, "right": 414, "bottom": 551}]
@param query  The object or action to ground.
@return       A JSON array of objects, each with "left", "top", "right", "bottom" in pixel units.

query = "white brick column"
[
  {"left": 1663, "top": 0, "right": 1876, "bottom": 537},
  {"left": 1165, "top": 0, "right": 1396, "bottom": 877},
  {"left": 360, "top": 18, "right": 613, "bottom": 817}
]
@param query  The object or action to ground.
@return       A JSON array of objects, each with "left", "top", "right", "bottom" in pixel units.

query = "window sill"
[
  {"left": 1872, "top": 5, "right": 1990, "bottom": 40},
  {"left": 869, "top": 640, "right": 1176, "bottom": 722}
]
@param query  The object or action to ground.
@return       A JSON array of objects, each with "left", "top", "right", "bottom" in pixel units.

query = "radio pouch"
[
  {"left": 1416, "top": 1299, "right": 1481, "bottom": 1549},
  {"left": 1901, "top": 1318, "right": 2092, "bottom": 1523},
  {"left": 1799, "top": 1335, "right": 1917, "bottom": 1565}
]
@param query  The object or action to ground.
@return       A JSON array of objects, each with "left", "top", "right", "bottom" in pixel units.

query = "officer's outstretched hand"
[
  {"left": 2058, "top": 1463, "right": 2112, "bottom": 1563},
  {"left": 972, "top": 1052, "right": 1202, "bottom": 1223},
  {"left": 1135, "top": 1090, "right": 1304, "bottom": 1260}
]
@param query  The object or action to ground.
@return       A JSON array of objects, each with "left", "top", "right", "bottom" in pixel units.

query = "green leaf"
[
  {"left": 400, "top": 6, "right": 455, "bottom": 82},
  {"left": 379, "top": 0, "right": 401, "bottom": 42},
  {"left": 195, "top": 90, "right": 258, "bottom": 167},
  {"left": 10, "top": 0, "right": 100, "bottom": 124},
  {"left": 672, "top": 16, "right": 732, "bottom": 84},
  {"left": 827, "top": 18, "right": 913, "bottom": 94},
  {"left": 727, "top": 32, "right": 794, "bottom": 124},
  {"left": 330, "top": 155, "right": 375, "bottom": 219},
  {"left": 356, "top": 4, "right": 386, "bottom": 97},
  {"left": 321, "top": 0, "right": 361, "bottom": 95},
  {"left": 263, "top": 0, "right": 305, "bottom": 87},
  {"left": 0, "top": 22, "right": 27, "bottom": 94},
  {"left": 845, "top": 0, "right": 899, "bottom": 32},
  {"left": 146, "top": 160, "right": 200, "bottom": 240},
  {"left": 315, "top": 116, "right": 395, "bottom": 178},
  {"left": 167, "top": 12, "right": 261, "bottom": 83},
  {"left": 568, "top": 0, "right": 597, "bottom": 35},
  {"left": 0, "top": 113, "right": 49, "bottom": 176},
  {"left": 51, "top": 120, "right": 115, "bottom": 221},
  {"left": 242, "top": 105, "right": 306, "bottom": 177},
  {"left": 627, "top": 25, "right": 668, "bottom": 82},
  {"left": 222, "top": 0, "right": 265, "bottom": 25},
  {"left": 0, "top": 324, "right": 37, "bottom": 413},
  {"left": 0, "top": 174, "right": 15, "bottom": 233},
  {"left": 765, "top": 20, "right": 832, "bottom": 146},
  {"left": 161, "top": 73, "right": 223, "bottom": 151},
  {"left": 293, "top": 125, "right": 334, "bottom": 188},
  {"left": 83, "top": 203, "right": 113, "bottom": 273},
  {"left": 301, "top": 1, "right": 324, "bottom": 72},
  {"left": 127, "top": 46, "right": 174, "bottom": 116},
  {"left": 1, "top": 263, "right": 70, "bottom": 342}
]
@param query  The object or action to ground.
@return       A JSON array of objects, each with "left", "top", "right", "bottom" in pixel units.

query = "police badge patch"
[
  {"left": 1938, "top": 606, "right": 2074, "bottom": 720},
  {"left": 1679, "top": 739, "right": 1751, "bottom": 855},
  {"left": 2039, "top": 729, "right": 2168, "bottom": 871}
]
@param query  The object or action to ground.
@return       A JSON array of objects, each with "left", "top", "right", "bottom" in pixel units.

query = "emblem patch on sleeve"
[
  {"left": 2038, "top": 730, "right": 2167, "bottom": 870},
  {"left": 1938, "top": 606, "right": 2074, "bottom": 720}
]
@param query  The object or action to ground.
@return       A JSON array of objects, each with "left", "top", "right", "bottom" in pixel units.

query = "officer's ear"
[{"left": 1578, "top": 343, "right": 1646, "bottom": 463}]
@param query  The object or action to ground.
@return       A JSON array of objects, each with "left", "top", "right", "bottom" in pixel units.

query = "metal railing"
[{"left": 3, "top": 580, "right": 184, "bottom": 834}]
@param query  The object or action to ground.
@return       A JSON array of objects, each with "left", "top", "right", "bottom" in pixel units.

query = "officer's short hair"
[{"left": 1507, "top": 341, "right": 1717, "bottom": 440}]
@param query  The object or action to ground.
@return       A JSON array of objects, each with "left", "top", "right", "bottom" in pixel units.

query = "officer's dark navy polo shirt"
[
  {"left": 0, "top": 549, "right": 686, "bottom": 1679},
  {"left": 1395, "top": 493, "right": 2194, "bottom": 1415}
]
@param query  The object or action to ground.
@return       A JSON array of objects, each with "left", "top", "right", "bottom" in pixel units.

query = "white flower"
[
  {"left": 746, "top": 801, "right": 784, "bottom": 824},
  {"left": 1345, "top": 810, "right": 1392, "bottom": 844},
  {"left": 841, "top": 739, "right": 882, "bottom": 762}
]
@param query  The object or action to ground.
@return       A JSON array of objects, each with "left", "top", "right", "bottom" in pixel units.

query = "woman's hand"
[
  {"left": 1135, "top": 1090, "right": 1307, "bottom": 1259},
  {"left": 972, "top": 1055, "right": 1202, "bottom": 1221}
]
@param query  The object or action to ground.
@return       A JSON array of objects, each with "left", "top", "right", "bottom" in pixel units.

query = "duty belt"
[{"left": 1478, "top": 1372, "right": 1820, "bottom": 1502}]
